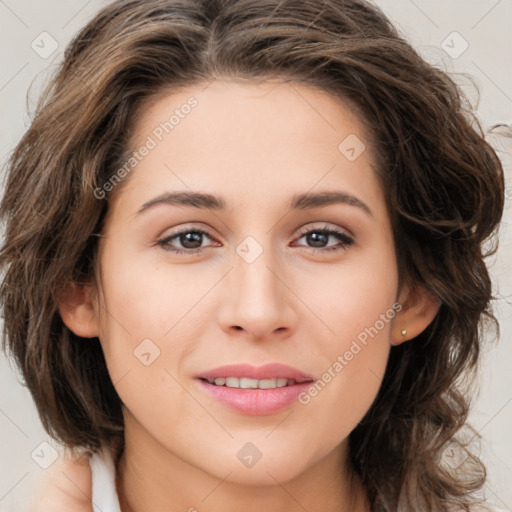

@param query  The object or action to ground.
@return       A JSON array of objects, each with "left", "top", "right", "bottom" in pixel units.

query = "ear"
[
  {"left": 391, "top": 283, "right": 440, "bottom": 346},
  {"left": 58, "top": 282, "right": 101, "bottom": 338}
]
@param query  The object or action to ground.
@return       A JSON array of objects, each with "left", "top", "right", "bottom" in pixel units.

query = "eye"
[
  {"left": 156, "top": 228, "right": 219, "bottom": 254},
  {"left": 155, "top": 224, "right": 355, "bottom": 255},
  {"left": 293, "top": 224, "right": 355, "bottom": 252}
]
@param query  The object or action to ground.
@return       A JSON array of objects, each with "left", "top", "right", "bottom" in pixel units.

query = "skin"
[
  {"left": 59, "top": 79, "right": 438, "bottom": 512},
  {"left": 31, "top": 449, "right": 93, "bottom": 512}
]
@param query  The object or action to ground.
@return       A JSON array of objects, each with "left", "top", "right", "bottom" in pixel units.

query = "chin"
[
  {"left": 198, "top": 444, "right": 313, "bottom": 486},
  {"left": 222, "top": 462, "right": 308, "bottom": 487}
]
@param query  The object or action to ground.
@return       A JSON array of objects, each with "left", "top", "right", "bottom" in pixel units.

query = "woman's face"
[{"left": 92, "top": 79, "right": 400, "bottom": 484}]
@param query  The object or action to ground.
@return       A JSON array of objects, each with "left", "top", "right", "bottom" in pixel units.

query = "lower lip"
[{"left": 195, "top": 379, "right": 313, "bottom": 415}]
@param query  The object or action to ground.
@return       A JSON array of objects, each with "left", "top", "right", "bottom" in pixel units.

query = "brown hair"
[{"left": 0, "top": 0, "right": 505, "bottom": 510}]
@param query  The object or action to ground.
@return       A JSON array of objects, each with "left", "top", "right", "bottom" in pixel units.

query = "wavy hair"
[{"left": 0, "top": 0, "right": 505, "bottom": 510}]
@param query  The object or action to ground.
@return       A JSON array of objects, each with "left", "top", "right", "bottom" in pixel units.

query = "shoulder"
[{"left": 29, "top": 447, "right": 93, "bottom": 512}]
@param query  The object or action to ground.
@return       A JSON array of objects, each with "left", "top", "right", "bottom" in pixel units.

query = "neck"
[{"left": 115, "top": 413, "right": 369, "bottom": 512}]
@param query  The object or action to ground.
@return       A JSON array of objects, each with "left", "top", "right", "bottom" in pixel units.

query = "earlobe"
[
  {"left": 58, "top": 283, "right": 100, "bottom": 339},
  {"left": 391, "top": 284, "right": 440, "bottom": 345}
]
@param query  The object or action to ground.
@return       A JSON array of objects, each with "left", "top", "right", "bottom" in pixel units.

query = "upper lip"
[{"left": 196, "top": 363, "right": 315, "bottom": 383}]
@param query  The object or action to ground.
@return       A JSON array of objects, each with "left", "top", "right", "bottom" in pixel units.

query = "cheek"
[
  {"left": 293, "top": 244, "right": 397, "bottom": 439},
  {"left": 93, "top": 243, "right": 220, "bottom": 396},
  {"left": 304, "top": 239, "right": 398, "bottom": 348},
  {"left": 96, "top": 247, "right": 210, "bottom": 341}
]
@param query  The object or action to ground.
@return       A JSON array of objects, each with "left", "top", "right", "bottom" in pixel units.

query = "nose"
[{"left": 216, "top": 238, "right": 298, "bottom": 342}]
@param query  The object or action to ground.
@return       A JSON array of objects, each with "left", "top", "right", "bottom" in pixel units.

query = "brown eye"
[
  {"left": 294, "top": 226, "right": 354, "bottom": 252},
  {"left": 157, "top": 229, "right": 216, "bottom": 254}
]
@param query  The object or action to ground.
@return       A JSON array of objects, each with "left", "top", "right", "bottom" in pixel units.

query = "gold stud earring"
[{"left": 401, "top": 329, "right": 407, "bottom": 337}]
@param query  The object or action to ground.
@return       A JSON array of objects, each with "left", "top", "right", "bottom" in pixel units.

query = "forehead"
[
  {"left": 133, "top": 79, "right": 370, "bottom": 154},
  {"left": 110, "top": 80, "right": 385, "bottom": 221}
]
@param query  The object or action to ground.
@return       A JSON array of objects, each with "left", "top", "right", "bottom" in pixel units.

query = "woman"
[{"left": 0, "top": 0, "right": 505, "bottom": 510}]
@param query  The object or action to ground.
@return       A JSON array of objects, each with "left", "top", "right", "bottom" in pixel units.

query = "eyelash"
[{"left": 155, "top": 225, "right": 355, "bottom": 255}]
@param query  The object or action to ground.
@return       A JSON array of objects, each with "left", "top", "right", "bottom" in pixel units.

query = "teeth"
[
  {"left": 240, "top": 377, "right": 259, "bottom": 389},
  {"left": 225, "top": 377, "right": 239, "bottom": 387},
  {"left": 259, "top": 378, "right": 277, "bottom": 389},
  {"left": 207, "top": 377, "right": 297, "bottom": 389}
]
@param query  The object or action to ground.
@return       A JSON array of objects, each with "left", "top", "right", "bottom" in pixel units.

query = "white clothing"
[{"left": 90, "top": 446, "right": 121, "bottom": 512}]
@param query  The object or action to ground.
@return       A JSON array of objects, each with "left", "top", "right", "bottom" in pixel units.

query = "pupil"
[
  {"left": 308, "top": 232, "right": 327, "bottom": 247},
  {"left": 181, "top": 231, "right": 202, "bottom": 249}
]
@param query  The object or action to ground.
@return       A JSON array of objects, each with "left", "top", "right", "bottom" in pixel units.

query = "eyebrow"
[{"left": 137, "top": 190, "right": 373, "bottom": 217}]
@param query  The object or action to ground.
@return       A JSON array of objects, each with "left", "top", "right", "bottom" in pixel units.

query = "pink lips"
[{"left": 195, "top": 363, "right": 315, "bottom": 415}]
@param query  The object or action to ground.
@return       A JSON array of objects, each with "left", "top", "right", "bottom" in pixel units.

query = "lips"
[{"left": 194, "top": 363, "right": 315, "bottom": 415}]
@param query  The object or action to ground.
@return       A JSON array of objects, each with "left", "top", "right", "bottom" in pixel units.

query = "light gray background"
[{"left": 1, "top": 1, "right": 511, "bottom": 511}]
